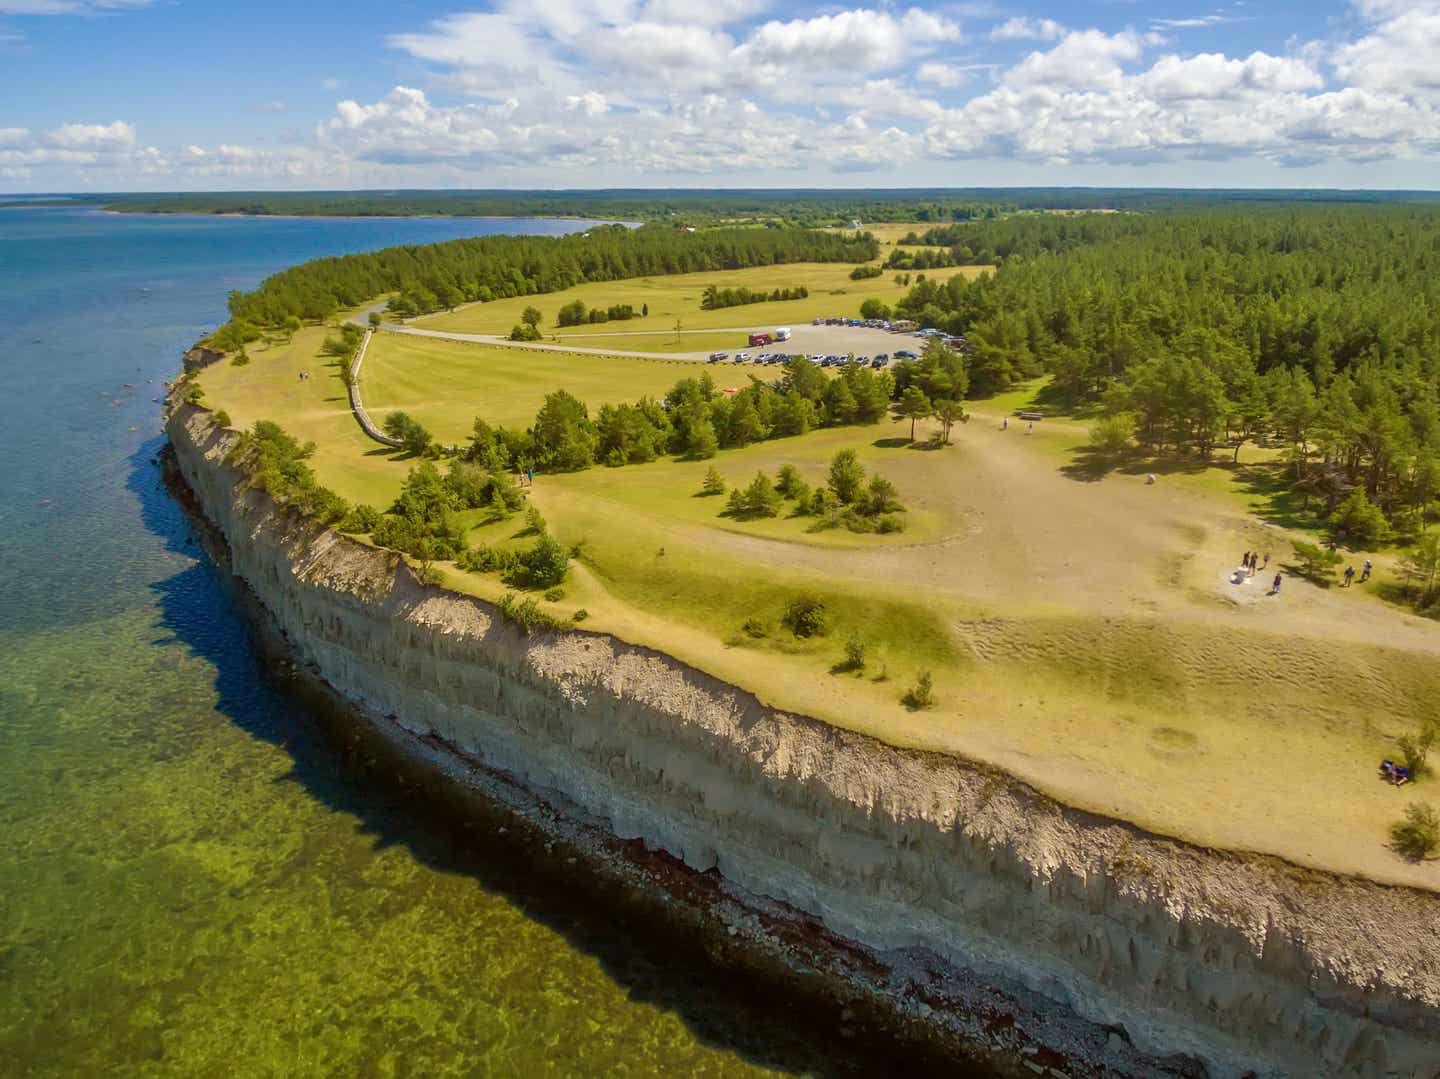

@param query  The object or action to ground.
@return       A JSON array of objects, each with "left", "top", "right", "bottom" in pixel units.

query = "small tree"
[
  {"left": 521, "top": 306, "right": 543, "bottom": 330},
  {"left": 1390, "top": 803, "right": 1440, "bottom": 861},
  {"left": 383, "top": 411, "right": 433, "bottom": 456},
  {"left": 1398, "top": 716, "right": 1439, "bottom": 780},
  {"left": 1089, "top": 413, "right": 1135, "bottom": 457},
  {"left": 522, "top": 504, "right": 547, "bottom": 536},
  {"left": 699, "top": 466, "right": 726, "bottom": 496},
  {"left": 366, "top": 312, "right": 382, "bottom": 329},
  {"left": 642, "top": 303, "right": 649, "bottom": 317},
  {"left": 775, "top": 464, "right": 806, "bottom": 499},
  {"left": 1291, "top": 540, "right": 1342, "bottom": 584},
  {"left": 1399, "top": 531, "right": 1440, "bottom": 611},
  {"left": 897, "top": 386, "right": 932, "bottom": 442},
  {"left": 283, "top": 314, "right": 304, "bottom": 339},
  {"left": 902, "top": 671, "right": 935, "bottom": 710},
  {"left": 1328, "top": 489, "right": 1389, "bottom": 550},
  {"left": 827, "top": 448, "right": 866, "bottom": 504},
  {"left": 842, "top": 632, "right": 867, "bottom": 673},
  {"left": 932, "top": 398, "right": 968, "bottom": 444}
]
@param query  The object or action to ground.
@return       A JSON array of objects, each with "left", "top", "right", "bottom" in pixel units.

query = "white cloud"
[
  {"left": 0, "top": 0, "right": 149, "bottom": 12},
  {"left": 989, "top": 16, "right": 1063, "bottom": 42},
  {"left": 10, "top": 0, "right": 1440, "bottom": 188}
]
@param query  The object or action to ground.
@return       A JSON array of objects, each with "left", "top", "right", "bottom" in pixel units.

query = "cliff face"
[{"left": 168, "top": 403, "right": 1440, "bottom": 1079}]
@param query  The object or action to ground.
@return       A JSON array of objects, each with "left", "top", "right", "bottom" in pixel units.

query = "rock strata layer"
[{"left": 168, "top": 402, "right": 1440, "bottom": 1078}]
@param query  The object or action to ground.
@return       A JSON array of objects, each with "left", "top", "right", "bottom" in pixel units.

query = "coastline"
[{"left": 164, "top": 396, "right": 1440, "bottom": 1078}]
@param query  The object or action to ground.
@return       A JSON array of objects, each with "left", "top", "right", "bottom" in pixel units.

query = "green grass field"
[
  {"left": 360, "top": 334, "right": 729, "bottom": 437},
  {"left": 191, "top": 282, "right": 1440, "bottom": 892},
  {"left": 414, "top": 262, "right": 988, "bottom": 338},
  {"left": 546, "top": 331, "right": 762, "bottom": 354}
]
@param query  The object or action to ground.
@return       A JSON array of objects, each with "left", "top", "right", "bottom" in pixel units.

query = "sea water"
[{"left": 0, "top": 204, "right": 974, "bottom": 1075}]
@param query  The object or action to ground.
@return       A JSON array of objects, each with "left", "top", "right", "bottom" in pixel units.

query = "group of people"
[
  {"left": 1342, "top": 559, "right": 1373, "bottom": 587},
  {"left": 1380, "top": 759, "right": 1413, "bottom": 786},
  {"left": 1235, "top": 549, "right": 1283, "bottom": 594}
]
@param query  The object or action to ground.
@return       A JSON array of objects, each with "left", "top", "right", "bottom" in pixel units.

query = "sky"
[{"left": 2, "top": 0, "right": 1438, "bottom": 192}]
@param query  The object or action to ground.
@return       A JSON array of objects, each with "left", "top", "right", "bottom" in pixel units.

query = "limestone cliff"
[{"left": 167, "top": 402, "right": 1440, "bottom": 1078}]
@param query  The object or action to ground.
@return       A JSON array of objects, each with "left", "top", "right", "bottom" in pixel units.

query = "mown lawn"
[{"left": 413, "top": 261, "right": 989, "bottom": 337}]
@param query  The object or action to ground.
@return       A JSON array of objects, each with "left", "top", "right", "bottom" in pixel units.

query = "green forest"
[
  {"left": 871, "top": 208, "right": 1440, "bottom": 542},
  {"left": 100, "top": 186, "right": 1438, "bottom": 225},
  {"left": 211, "top": 225, "right": 876, "bottom": 346}
]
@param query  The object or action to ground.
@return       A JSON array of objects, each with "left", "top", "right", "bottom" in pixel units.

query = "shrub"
[
  {"left": 519, "top": 534, "right": 570, "bottom": 590},
  {"left": 212, "top": 409, "right": 231, "bottom": 428},
  {"left": 497, "top": 592, "right": 566, "bottom": 634},
  {"left": 230, "top": 351, "right": 250, "bottom": 367},
  {"left": 876, "top": 514, "right": 906, "bottom": 534},
  {"left": 741, "top": 617, "right": 769, "bottom": 639},
  {"left": 183, "top": 382, "right": 205, "bottom": 404},
  {"left": 572, "top": 608, "right": 589, "bottom": 623},
  {"left": 775, "top": 464, "right": 806, "bottom": 499},
  {"left": 509, "top": 322, "right": 542, "bottom": 342},
  {"left": 724, "top": 471, "right": 782, "bottom": 519},
  {"left": 902, "top": 671, "right": 935, "bottom": 710},
  {"left": 842, "top": 633, "right": 867, "bottom": 672},
  {"left": 544, "top": 586, "right": 565, "bottom": 602},
  {"left": 557, "top": 299, "right": 589, "bottom": 326},
  {"left": 1391, "top": 803, "right": 1440, "bottom": 861},
  {"left": 1292, "top": 540, "right": 1342, "bottom": 584},
  {"left": 417, "top": 563, "right": 445, "bottom": 586},
  {"left": 781, "top": 593, "right": 827, "bottom": 638},
  {"left": 699, "top": 466, "right": 726, "bottom": 496},
  {"left": 339, "top": 503, "right": 380, "bottom": 533},
  {"left": 1398, "top": 717, "right": 1439, "bottom": 779},
  {"left": 383, "top": 411, "right": 433, "bottom": 456},
  {"left": 1090, "top": 413, "right": 1135, "bottom": 456},
  {"left": 522, "top": 505, "right": 547, "bottom": 536}
]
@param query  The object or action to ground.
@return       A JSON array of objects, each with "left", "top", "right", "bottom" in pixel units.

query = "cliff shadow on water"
[{"left": 134, "top": 439, "right": 993, "bottom": 1079}]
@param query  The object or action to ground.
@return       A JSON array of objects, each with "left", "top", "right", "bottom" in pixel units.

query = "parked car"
[
  {"left": 734, "top": 352, "right": 751, "bottom": 362},
  {"left": 708, "top": 352, "right": 728, "bottom": 362}
]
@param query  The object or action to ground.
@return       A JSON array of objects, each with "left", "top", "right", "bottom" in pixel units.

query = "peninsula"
[{"left": 167, "top": 203, "right": 1440, "bottom": 1076}]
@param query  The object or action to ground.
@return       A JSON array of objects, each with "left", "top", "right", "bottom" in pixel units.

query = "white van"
[{"left": 774, "top": 327, "right": 791, "bottom": 341}]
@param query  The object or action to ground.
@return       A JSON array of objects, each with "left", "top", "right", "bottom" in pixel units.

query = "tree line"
[
  {"left": 700, "top": 284, "right": 809, "bottom": 310},
  {"left": 207, "top": 225, "right": 877, "bottom": 347}
]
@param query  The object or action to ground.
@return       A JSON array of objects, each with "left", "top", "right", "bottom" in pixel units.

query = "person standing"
[
  {"left": 1344, "top": 565, "right": 1356, "bottom": 587},
  {"left": 1272, "top": 572, "right": 1282, "bottom": 594},
  {"left": 1263, "top": 552, "right": 1270, "bottom": 572},
  {"left": 1361, "top": 559, "right": 1372, "bottom": 583},
  {"left": 1002, "top": 416, "right": 1008, "bottom": 430}
]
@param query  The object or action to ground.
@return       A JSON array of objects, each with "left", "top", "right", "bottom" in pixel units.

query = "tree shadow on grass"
[
  {"left": 140, "top": 440, "right": 988, "bottom": 1079},
  {"left": 870, "top": 436, "right": 911, "bottom": 449}
]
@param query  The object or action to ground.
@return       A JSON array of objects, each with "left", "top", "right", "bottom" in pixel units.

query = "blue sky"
[{"left": 2, "top": 0, "right": 1437, "bottom": 191}]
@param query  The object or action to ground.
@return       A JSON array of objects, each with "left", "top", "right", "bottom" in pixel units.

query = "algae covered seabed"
[{"left": 0, "top": 205, "right": 960, "bottom": 1076}]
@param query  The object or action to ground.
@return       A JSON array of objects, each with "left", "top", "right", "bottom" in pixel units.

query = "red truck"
[{"left": 748, "top": 332, "right": 773, "bottom": 347}]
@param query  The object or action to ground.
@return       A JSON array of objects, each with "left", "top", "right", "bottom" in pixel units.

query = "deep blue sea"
[{"left": 0, "top": 204, "right": 966, "bottom": 1075}]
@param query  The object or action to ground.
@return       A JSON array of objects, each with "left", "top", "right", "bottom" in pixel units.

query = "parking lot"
[{"left": 692, "top": 323, "right": 914, "bottom": 364}]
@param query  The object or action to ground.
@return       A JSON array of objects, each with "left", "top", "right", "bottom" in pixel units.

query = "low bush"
[
  {"left": 1292, "top": 540, "right": 1342, "bottom": 584},
  {"left": 521, "top": 505, "right": 547, "bottom": 536},
  {"left": 775, "top": 464, "right": 807, "bottom": 499},
  {"left": 902, "top": 671, "right": 935, "bottom": 710},
  {"left": 841, "top": 632, "right": 867, "bottom": 672},
  {"left": 543, "top": 586, "right": 565, "bottom": 602},
  {"left": 572, "top": 608, "right": 589, "bottom": 623},
  {"left": 1391, "top": 803, "right": 1440, "bottom": 861},
  {"left": 781, "top": 594, "right": 827, "bottom": 638},
  {"left": 509, "top": 322, "right": 543, "bottom": 342},
  {"left": 497, "top": 592, "right": 566, "bottom": 634},
  {"left": 741, "top": 617, "right": 769, "bottom": 639},
  {"left": 212, "top": 409, "right": 231, "bottom": 428},
  {"left": 339, "top": 503, "right": 380, "bottom": 533},
  {"left": 230, "top": 351, "right": 250, "bottom": 367}
]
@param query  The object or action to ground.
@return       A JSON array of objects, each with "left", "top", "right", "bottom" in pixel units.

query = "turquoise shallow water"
[{"left": 0, "top": 205, "right": 974, "bottom": 1076}]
